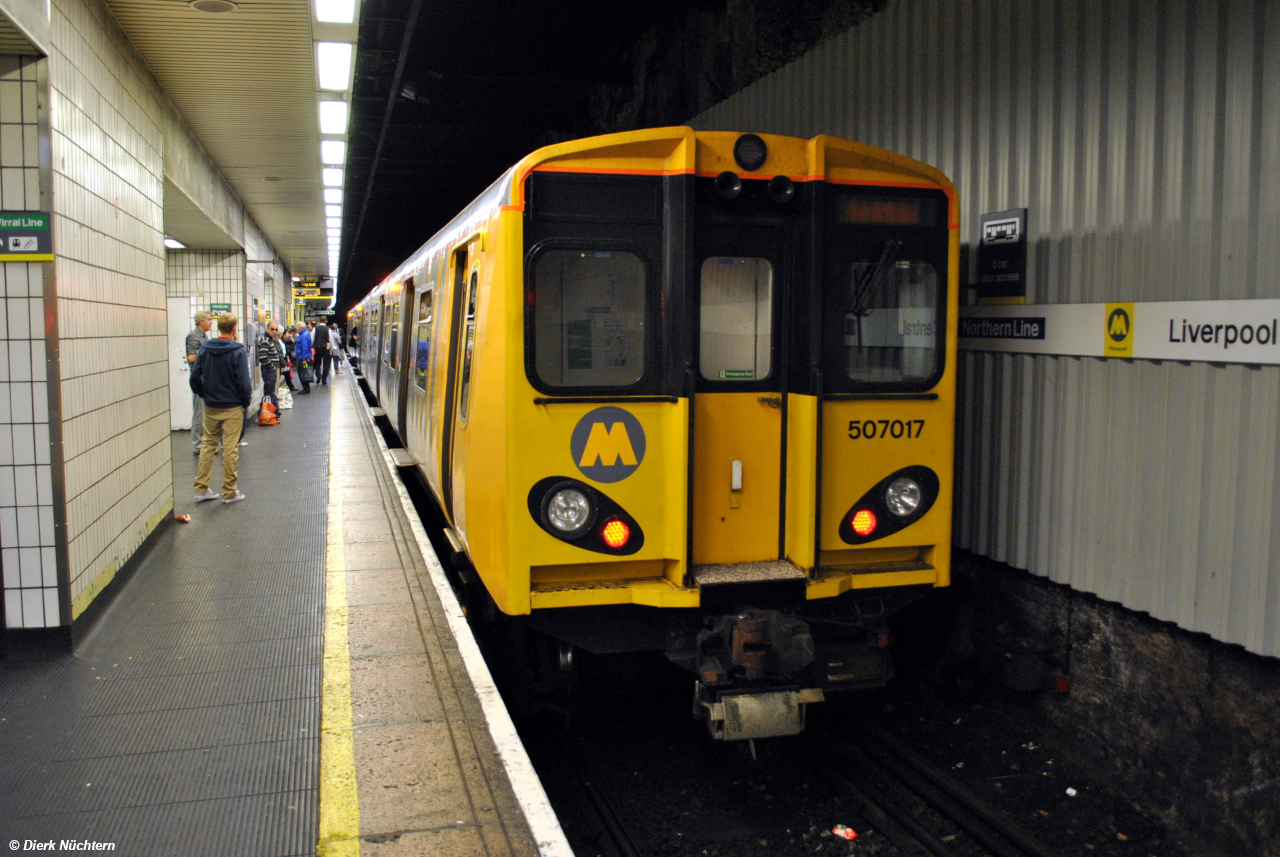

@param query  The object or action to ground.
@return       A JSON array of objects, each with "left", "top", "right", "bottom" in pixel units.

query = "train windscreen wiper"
[{"left": 847, "top": 239, "right": 901, "bottom": 318}]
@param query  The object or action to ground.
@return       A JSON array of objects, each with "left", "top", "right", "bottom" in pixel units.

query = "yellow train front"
[{"left": 353, "top": 127, "right": 958, "bottom": 741}]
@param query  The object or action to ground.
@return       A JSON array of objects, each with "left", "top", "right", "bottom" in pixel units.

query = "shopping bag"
[
  {"left": 277, "top": 388, "right": 294, "bottom": 409},
  {"left": 258, "top": 401, "right": 278, "bottom": 426}
]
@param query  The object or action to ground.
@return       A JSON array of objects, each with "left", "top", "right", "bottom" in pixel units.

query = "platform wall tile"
[{"left": 0, "top": 55, "right": 55, "bottom": 628}]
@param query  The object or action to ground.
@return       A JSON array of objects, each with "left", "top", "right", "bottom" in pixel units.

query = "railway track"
[
  {"left": 561, "top": 739, "right": 647, "bottom": 857},
  {"left": 821, "top": 721, "right": 1060, "bottom": 857}
]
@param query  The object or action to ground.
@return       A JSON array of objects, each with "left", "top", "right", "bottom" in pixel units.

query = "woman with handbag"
[{"left": 281, "top": 327, "right": 299, "bottom": 392}]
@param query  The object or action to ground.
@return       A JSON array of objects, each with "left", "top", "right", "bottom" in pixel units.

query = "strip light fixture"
[{"left": 315, "top": 1, "right": 360, "bottom": 282}]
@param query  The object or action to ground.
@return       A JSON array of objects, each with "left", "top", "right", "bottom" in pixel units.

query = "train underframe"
[{"left": 505, "top": 579, "right": 931, "bottom": 741}]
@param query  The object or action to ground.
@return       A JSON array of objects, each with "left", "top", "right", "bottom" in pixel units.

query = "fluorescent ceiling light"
[
  {"left": 314, "top": 0, "right": 355, "bottom": 23},
  {"left": 326, "top": 217, "right": 341, "bottom": 229},
  {"left": 320, "top": 140, "right": 346, "bottom": 165},
  {"left": 318, "top": 100, "right": 349, "bottom": 134},
  {"left": 325, "top": 205, "right": 342, "bottom": 217},
  {"left": 323, "top": 168, "right": 343, "bottom": 187},
  {"left": 316, "top": 42, "right": 353, "bottom": 91},
  {"left": 291, "top": 276, "right": 301, "bottom": 282},
  {"left": 164, "top": 237, "right": 185, "bottom": 249},
  {"left": 327, "top": 228, "right": 341, "bottom": 237},
  {"left": 324, "top": 188, "right": 343, "bottom": 204}
]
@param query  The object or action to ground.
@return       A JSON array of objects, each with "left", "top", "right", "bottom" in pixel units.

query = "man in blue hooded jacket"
[{"left": 190, "top": 313, "right": 253, "bottom": 504}]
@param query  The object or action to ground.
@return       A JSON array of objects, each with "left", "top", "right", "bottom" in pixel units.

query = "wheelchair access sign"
[{"left": 0, "top": 212, "right": 51, "bottom": 261}]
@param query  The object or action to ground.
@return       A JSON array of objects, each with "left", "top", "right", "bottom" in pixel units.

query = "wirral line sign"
[
  {"left": 959, "top": 300, "right": 1280, "bottom": 366},
  {"left": 0, "top": 211, "right": 52, "bottom": 261}
]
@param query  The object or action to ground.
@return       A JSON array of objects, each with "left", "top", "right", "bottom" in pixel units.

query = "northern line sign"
[{"left": 958, "top": 300, "right": 1280, "bottom": 366}]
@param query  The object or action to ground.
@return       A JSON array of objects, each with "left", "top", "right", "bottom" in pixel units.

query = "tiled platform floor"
[{"left": 0, "top": 370, "right": 542, "bottom": 856}]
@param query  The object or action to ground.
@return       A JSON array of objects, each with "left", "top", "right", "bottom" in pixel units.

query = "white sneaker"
[
  {"left": 221, "top": 491, "right": 245, "bottom": 504},
  {"left": 239, "top": 441, "right": 248, "bottom": 447},
  {"left": 194, "top": 489, "right": 219, "bottom": 501}
]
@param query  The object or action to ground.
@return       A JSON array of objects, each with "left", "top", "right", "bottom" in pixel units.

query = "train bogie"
[{"left": 352, "top": 127, "right": 959, "bottom": 740}]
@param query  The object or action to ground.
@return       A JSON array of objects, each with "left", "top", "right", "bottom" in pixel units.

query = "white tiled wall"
[
  {"left": 166, "top": 249, "right": 242, "bottom": 312},
  {"left": 1, "top": 0, "right": 293, "bottom": 633},
  {"left": 0, "top": 54, "right": 57, "bottom": 630},
  {"left": 49, "top": 0, "right": 171, "bottom": 622}
]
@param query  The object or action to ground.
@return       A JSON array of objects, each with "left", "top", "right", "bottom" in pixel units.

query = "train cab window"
[
  {"left": 532, "top": 249, "right": 646, "bottom": 389},
  {"left": 413, "top": 288, "right": 433, "bottom": 391},
  {"left": 699, "top": 257, "right": 773, "bottom": 381},
  {"left": 843, "top": 258, "right": 938, "bottom": 382}
]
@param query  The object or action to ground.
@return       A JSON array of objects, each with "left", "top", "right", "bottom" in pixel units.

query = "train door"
[
  {"left": 690, "top": 220, "right": 790, "bottom": 568},
  {"left": 405, "top": 271, "right": 435, "bottom": 468},
  {"left": 440, "top": 238, "right": 482, "bottom": 523},
  {"left": 371, "top": 297, "right": 385, "bottom": 401},
  {"left": 395, "top": 277, "right": 416, "bottom": 436}
]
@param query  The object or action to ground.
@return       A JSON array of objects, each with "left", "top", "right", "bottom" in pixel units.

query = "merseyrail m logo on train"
[{"left": 570, "top": 406, "right": 646, "bottom": 483}]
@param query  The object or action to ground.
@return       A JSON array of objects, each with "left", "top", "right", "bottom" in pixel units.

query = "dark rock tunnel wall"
[
  {"left": 580, "top": 0, "right": 888, "bottom": 136},
  {"left": 938, "top": 552, "right": 1280, "bottom": 857}
]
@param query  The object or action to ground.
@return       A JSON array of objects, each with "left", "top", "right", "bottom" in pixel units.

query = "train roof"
[{"left": 360, "top": 126, "right": 955, "bottom": 302}]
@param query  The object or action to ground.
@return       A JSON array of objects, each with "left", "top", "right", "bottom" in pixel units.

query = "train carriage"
[{"left": 353, "top": 127, "right": 958, "bottom": 740}]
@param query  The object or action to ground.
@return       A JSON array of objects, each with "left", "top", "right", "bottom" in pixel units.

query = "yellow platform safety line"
[{"left": 318, "top": 389, "right": 361, "bottom": 857}]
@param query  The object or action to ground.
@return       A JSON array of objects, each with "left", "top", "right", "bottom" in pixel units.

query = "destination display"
[{"left": 959, "top": 299, "right": 1280, "bottom": 366}]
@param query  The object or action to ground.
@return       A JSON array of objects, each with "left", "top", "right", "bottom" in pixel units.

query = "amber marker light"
[
  {"left": 601, "top": 519, "right": 631, "bottom": 549},
  {"left": 851, "top": 509, "right": 877, "bottom": 537}
]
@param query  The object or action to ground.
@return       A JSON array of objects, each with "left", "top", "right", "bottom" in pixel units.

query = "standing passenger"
[
  {"left": 313, "top": 319, "right": 332, "bottom": 385},
  {"left": 191, "top": 313, "right": 252, "bottom": 504},
  {"left": 330, "top": 322, "right": 344, "bottom": 376},
  {"left": 295, "top": 322, "right": 313, "bottom": 395},
  {"left": 282, "top": 326, "right": 298, "bottom": 391},
  {"left": 257, "top": 321, "right": 285, "bottom": 405},
  {"left": 186, "top": 311, "right": 214, "bottom": 454}
]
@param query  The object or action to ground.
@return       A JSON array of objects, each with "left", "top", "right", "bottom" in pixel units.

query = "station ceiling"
[{"left": 108, "top": 0, "right": 334, "bottom": 276}]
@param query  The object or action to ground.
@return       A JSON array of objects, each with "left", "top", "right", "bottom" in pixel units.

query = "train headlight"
[
  {"left": 885, "top": 477, "right": 922, "bottom": 518},
  {"left": 546, "top": 488, "right": 593, "bottom": 537}
]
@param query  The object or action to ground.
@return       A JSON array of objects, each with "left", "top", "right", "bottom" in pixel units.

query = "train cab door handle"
[{"left": 758, "top": 396, "right": 782, "bottom": 408}]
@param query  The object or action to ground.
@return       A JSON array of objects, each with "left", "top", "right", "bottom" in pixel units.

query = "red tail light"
[
  {"left": 851, "top": 509, "right": 877, "bottom": 537},
  {"left": 601, "top": 519, "right": 631, "bottom": 549}
]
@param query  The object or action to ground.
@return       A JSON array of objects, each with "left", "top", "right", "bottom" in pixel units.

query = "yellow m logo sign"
[{"left": 579, "top": 422, "right": 639, "bottom": 468}]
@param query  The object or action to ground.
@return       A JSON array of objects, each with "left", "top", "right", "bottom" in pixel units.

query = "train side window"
[
  {"left": 532, "top": 249, "right": 646, "bottom": 388},
  {"left": 458, "top": 272, "right": 479, "bottom": 423},
  {"left": 386, "top": 299, "right": 399, "bottom": 369},
  {"left": 414, "top": 288, "right": 433, "bottom": 391},
  {"left": 698, "top": 256, "right": 773, "bottom": 381},
  {"left": 843, "top": 259, "right": 938, "bottom": 382}
]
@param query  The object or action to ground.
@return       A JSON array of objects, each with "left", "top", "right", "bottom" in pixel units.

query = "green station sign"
[{"left": 0, "top": 211, "right": 52, "bottom": 261}]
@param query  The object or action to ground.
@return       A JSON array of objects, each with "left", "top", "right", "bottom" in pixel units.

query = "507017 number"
[{"left": 848, "top": 419, "right": 924, "bottom": 440}]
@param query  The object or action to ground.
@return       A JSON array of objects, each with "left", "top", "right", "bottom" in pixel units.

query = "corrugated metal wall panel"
[{"left": 692, "top": 0, "right": 1280, "bottom": 656}]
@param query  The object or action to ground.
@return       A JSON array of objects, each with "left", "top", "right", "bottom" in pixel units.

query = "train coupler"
[{"left": 694, "top": 683, "right": 825, "bottom": 741}]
